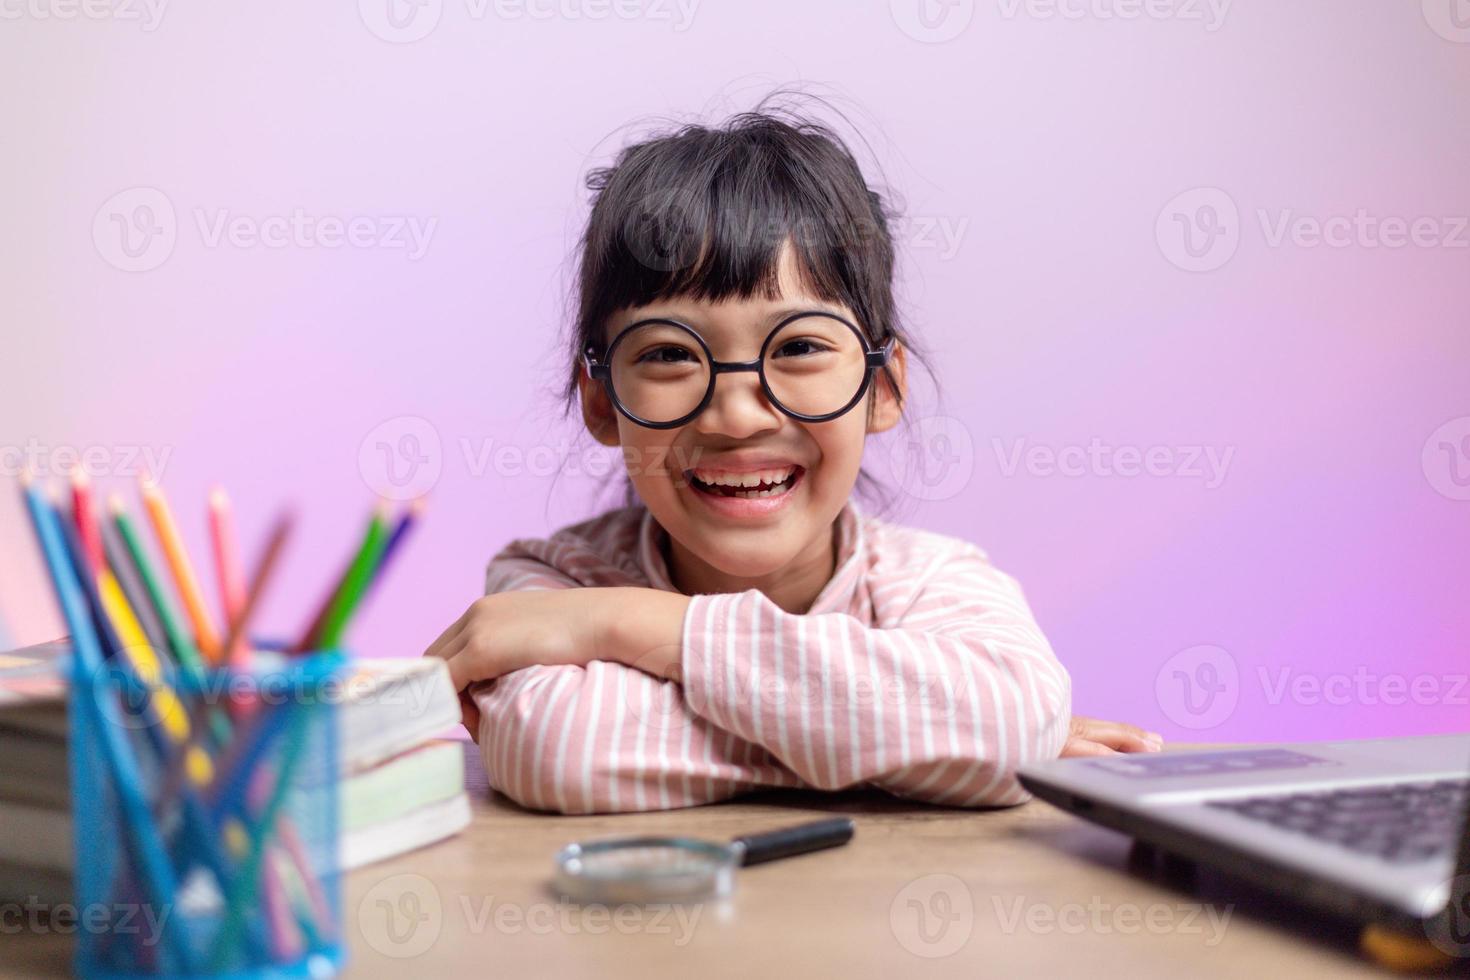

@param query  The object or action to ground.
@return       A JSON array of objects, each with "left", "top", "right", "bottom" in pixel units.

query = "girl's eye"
[
  {"left": 636, "top": 345, "right": 696, "bottom": 365},
  {"left": 773, "top": 338, "right": 831, "bottom": 358}
]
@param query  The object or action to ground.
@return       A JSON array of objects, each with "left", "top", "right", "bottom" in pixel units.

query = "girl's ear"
[
  {"left": 578, "top": 370, "right": 622, "bottom": 447},
  {"left": 866, "top": 340, "right": 909, "bottom": 434}
]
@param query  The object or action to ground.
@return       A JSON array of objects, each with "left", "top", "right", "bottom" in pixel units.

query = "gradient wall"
[{"left": 2, "top": 0, "right": 1467, "bottom": 742}]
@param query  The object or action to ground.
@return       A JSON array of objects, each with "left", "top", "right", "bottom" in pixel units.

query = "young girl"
[{"left": 426, "top": 100, "right": 1162, "bottom": 814}]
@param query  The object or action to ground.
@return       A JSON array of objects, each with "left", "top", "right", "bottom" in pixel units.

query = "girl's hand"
[
  {"left": 424, "top": 591, "right": 601, "bottom": 690},
  {"left": 1061, "top": 716, "right": 1164, "bottom": 757},
  {"left": 422, "top": 587, "right": 691, "bottom": 736}
]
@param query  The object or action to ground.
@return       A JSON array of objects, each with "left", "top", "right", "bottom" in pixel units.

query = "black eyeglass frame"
[{"left": 583, "top": 310, "right": 896, "bottom": 430}]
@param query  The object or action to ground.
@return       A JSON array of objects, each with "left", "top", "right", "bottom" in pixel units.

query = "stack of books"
[{"left": 0, "top": 640, "right": 471, "bottom": 904}]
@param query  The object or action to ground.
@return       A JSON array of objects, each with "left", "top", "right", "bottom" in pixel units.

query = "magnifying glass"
[{"left": 553, "top": 816, "right": 855, "bottom": 903}]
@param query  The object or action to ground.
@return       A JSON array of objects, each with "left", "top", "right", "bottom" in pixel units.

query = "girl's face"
[{"left": 578, "top": 242, "right": 907, "bottom": 590}]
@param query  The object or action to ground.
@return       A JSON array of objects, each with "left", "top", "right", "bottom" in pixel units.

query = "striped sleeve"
[
  {"left": 475, "top": 547, "right": 802, "bottom": 813},
  {"left": 678, "top": 543, "right": 1072, "bottom": 807}
]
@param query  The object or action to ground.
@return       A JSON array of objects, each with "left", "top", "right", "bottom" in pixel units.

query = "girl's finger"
[
  {"left": 423, "top": 605, "right": 473, "bottom": 661},
  {"left": 458, "top": 690, "right": 482, "bottom": 742},
  {"left": 1076, "top": 717, "right": 1163, "bottom": 748},
  {"left": 1060, "top": 737, "right": 1117, "bottom": 759}
]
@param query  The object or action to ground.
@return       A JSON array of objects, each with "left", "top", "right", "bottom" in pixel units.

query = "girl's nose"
[{"left": 691, "top": 371, "right": 783, "bottom": 439}]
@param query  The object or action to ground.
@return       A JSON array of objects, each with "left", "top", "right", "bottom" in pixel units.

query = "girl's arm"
[
  {"left": 609, "top": 542, "right": 1073, "bottom": 808},
  {"left": 438, "top": 543, "right": 1072, "bottom": 813},
  {"left": 446, "top": 553, "right": 804, "bottom": 813}
]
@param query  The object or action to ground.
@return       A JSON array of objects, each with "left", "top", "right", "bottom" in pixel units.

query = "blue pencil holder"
[{"left": 69, "top": 649, "right": 347, "bottom": 979}]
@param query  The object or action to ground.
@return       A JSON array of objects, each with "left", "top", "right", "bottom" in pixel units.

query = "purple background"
[{"left": 2, "top": 0, "right": 1467, "bottom": 741}]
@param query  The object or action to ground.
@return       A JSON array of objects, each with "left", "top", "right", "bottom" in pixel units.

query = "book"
[
  {"left": 0, "top": 646, "right": 469, "bottom": 900},
  {"left": 0, "top": 742, "right": 471, "bottom": 877}
]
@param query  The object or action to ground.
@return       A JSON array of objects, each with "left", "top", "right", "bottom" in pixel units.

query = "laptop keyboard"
[{"left": 1206, "top": 778, "right": 1469, "bottom": 863}]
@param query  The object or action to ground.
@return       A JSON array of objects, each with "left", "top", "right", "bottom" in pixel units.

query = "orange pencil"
[
  {"left": 140, "top": 476, "right": 221, "bottom": 660},
  {"left": 71, "top": 469, "right": 105, "bottom": 573}
]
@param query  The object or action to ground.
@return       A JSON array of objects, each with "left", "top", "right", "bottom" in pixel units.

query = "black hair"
[{"left": 560, "top": 89, "right": 937, "bottom": 514}]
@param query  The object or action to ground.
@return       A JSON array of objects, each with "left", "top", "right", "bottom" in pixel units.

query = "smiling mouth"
[{"left": 686, "top": 465, "right": 805, "bottom": 499}]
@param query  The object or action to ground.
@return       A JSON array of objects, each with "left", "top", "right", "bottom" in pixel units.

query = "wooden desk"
[{"left": 5, "top": 743, "right": 1456, "bottom": 978}]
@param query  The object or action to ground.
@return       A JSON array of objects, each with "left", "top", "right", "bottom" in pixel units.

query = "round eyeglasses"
[{"left": 583, "top": 311, "right": 895, "bottom": 430}]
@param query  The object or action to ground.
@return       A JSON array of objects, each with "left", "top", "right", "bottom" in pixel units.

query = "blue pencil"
[{"left": 19, "top": 472, "right": 193, "bottom": 974}]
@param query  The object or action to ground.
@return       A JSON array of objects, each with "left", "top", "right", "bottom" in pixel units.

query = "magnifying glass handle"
[{"left": 732, "top": 817, "right": 855, "bottom": 866}]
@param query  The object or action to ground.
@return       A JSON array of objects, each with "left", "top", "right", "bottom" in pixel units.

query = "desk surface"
[{"left": 5, "top": 743, "right": 1454, "bottom": 978}]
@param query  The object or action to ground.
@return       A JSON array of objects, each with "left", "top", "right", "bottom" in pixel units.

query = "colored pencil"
[
  {"left": 71, "top": 469, "right": 105, "bottom": 574},
  {"left": 110, "top": 495, "right": 206, "bottom": 675},
  {"left": 20, "top": 470, "right": 191, "bottom": 972},
  {"left": 208, "top": 488, "right": 249, "bottom": 668},
  {"left": 220, "top": 511, "right": 294, "bottom": 662},
  {"left": 314, "top": 503, "right": 391, "bottom": 650},
  {"left": 362, "top": 496, "right": 423, "bottom": 601},
  {"left": 141, "top": 477, "right": 222, "bottom": 660},
  {"left": 101, "top": 517, "right": 169, "bottom": 657},
  {"left": 294, "top": 503, "right": 385, "bottom": 652}
]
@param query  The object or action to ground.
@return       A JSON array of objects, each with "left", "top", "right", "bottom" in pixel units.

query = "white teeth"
[{"left": 691, "top": 466, "right": 796, "bottom": 489}]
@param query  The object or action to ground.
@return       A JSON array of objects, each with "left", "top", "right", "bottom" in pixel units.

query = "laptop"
[{"left": 1017, "top": 734, "right": 1470, "bottom": 955}]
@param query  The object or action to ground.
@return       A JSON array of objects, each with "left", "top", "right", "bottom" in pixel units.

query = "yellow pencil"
[{"left": 140, "top": 477, "right": 222, "bottom": 661}]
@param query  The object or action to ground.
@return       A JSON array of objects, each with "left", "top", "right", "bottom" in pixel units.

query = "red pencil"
[
  {"left": 208, "top": 488, "right": 249, "bottom": 669},
  {"left": 71, "top": 469, "right": 105, "bottom": 574}
]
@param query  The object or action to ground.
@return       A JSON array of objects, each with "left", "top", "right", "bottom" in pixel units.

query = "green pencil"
[
  {"left": 109, "top": 494, "right": 205, "bottom": 676},
  {"left": 313, "top": 503, "right": 390, "bottom": 651}
]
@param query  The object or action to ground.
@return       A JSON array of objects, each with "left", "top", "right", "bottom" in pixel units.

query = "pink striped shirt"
[{"left": 472, "top": 500, "right": 1072, "bottom": 814}]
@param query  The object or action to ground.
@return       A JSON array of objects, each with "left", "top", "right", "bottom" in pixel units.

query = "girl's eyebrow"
[{"left": 635, "top": 304, "right": 842, "bottom": 330}]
